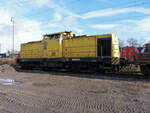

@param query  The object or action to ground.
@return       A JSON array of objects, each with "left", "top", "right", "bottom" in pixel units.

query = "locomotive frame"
[{"left": 17, "top": 31, "right": 125, "bottom": 72}]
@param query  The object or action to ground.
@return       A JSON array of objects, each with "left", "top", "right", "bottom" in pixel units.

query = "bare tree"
[
  {"left": 119, "top": 39, "right": 125, "bottom": 48},
  {"left": 137, "top": 38, "right": 147, "bottom": 47},
  {"left": 127, "top": 38, "right": 139, "bottom": 47}
]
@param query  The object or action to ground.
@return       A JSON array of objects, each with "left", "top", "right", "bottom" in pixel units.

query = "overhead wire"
[
  {"left": 1, "top": 0, "right": 150, "bottom": 32},
  {"left": 85, "top": 0, "right": 150, "bottom": 25},
  {"left": 1, "top": 0, "right": 147, "bottom": 18},
  {"left": 0, "top": 0, "right": 149, "bottom": 21},
  {"left": 26, "top": 0, "right": 150, "bottom": 22}
]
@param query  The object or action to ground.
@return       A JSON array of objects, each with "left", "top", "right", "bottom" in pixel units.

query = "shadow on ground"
[{"left": 16, "top": 68, "right": 150, "bottom": 82}]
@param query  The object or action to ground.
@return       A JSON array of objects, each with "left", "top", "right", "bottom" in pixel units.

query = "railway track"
[{"left": 16, "top": 67, "right": 149, "bottom": 82}]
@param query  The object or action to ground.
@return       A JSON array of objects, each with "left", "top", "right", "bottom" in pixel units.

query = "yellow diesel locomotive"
[{"left": 17, "top": 31, "right": 122, "bottom": 72}]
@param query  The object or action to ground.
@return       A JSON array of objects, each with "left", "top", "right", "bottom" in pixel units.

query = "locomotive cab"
[
  {"left": 96, "top": 34, "right": 120, "bottom": 71},
  {"left": 43, "top": 31, "right": 75, "bottom": 40},
  {"left": 96, "top": 34, "right": 120, "bottom": 64}
]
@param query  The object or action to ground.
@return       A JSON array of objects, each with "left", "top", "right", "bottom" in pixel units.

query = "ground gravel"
[
  {"left": 0, "top": 69, "right": 149, "bottom": 113},
  {"left": 0, "top": 64, "right": 16, "bottom": 73}
]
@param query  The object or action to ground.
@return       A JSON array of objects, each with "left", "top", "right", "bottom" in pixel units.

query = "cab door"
[{"left": 97, "top": 38, "right": 111, "bottom": 57}]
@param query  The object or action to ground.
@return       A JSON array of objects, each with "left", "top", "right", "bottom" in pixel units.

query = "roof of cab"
[{"left": 43, "top": 31, "right": 72, "bottom": 36}]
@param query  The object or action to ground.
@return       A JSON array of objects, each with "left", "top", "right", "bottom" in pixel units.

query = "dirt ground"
[{"left": 0, "top": 65, "right": 149, "bottom": 113}]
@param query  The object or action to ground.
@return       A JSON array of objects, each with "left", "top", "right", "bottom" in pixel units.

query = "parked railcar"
[
  {"left": 145, "top": 43, "right": 150, "bottom": 52},
  {"left": 17, "top": 31, "right": 124, "bottom": 72},
  {"left": 134, "top": 43, "right": 150, "bottom": 75},
  {"left": 120, "top": 46, "right": 139, "bottom": 63},
  {"left": 134, "top": 53, "right": 150, "bottom": 75}
]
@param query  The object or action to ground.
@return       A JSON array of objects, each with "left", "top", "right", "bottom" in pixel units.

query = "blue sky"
[{"left": 0, "top": 0, "right": 150, "bottom": 52}]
